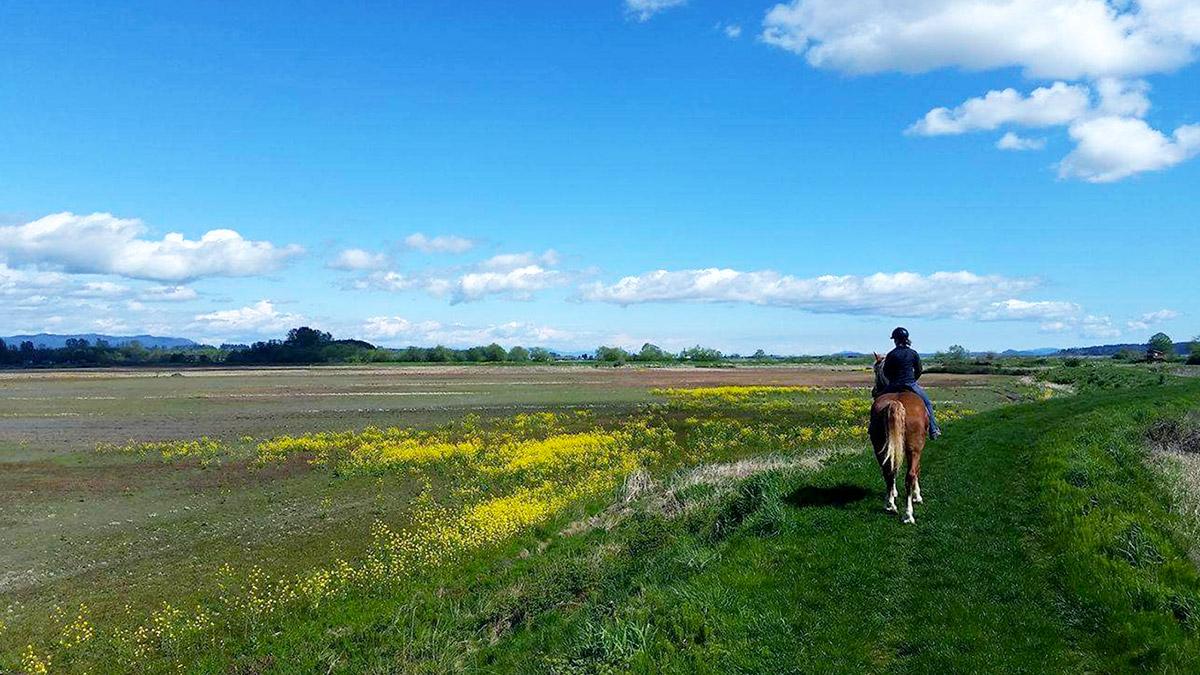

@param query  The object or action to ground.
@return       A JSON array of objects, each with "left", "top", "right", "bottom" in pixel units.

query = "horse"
[{"left": 870, "top": 352, "right": 928, "bottom": 524}]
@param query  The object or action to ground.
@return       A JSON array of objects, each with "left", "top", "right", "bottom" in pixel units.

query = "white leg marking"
[
  {"left": 902, "top": 494, "right": 915, "bottom": 524},
  {"left": 913, "top": 478, "right": 923, "bottom": 504},
  {"left": 885, "top": 482, "right": 898, "bottom": 513}
]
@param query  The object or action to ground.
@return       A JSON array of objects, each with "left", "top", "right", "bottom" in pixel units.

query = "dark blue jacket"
[{"left": 883, "top": 346, "right": 922, "bottom": 386}]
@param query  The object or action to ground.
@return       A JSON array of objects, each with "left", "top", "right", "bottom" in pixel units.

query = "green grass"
[
  {"left": 199, "top": 381, "right": 1197, "bottom": 673},
  {"left": 5, "top": 371, "right": 1192, "bottom": 672}
]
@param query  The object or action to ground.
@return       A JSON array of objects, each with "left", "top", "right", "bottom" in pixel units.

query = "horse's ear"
[{"left": 873, "top": 352, "right": 881, "bottom": 361}]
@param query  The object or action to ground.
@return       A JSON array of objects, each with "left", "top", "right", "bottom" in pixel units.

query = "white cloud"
[
  {"left": 1059, "top": 116, "right": 1200, "bottom": 182},
  {"left": 996, "top": 132, "right": 1046, "bottom": 151},
  {"left": 579, "top": 268, "right": 1052, "bottom": 319},
  {"left": 72, "top": 281, "right": 129, "bottom": 298},
  {"left": 453, "top": 265, "right": 566, "bottom": 303},
  {"left": 356, "top": 271, "right": 421, "bottom": 293},
  {"left": 478, "top": 250, "right": 560, "bottom": 271},
  {"left": 404, "top": 233, "right": 475, "bottom": 254},
  {"left": 908, "top": 83, "right": 1091, "bottom": 136},
  {"left": 760, "top": 0, "right": 1200, "bottom": 80},
  {"left": 92, "top": 317, "right": 130, "bottom": 334},
  {"left": 140, "top": 285, "right": 199, "bottom": 302},
  {"left": 1095, "top": 78, "right": 1152, "bottom": 117},
  {"left": 355, "top": 249, "right": 569, "bottom": 302},
  {"left": 977, "top": 298, "right": 1081, "bottom": 321},
  {"left": 1127, "top": 308, "right": 1180, "bottom": 331},
  {"left": 0, "top": 212, "right": 303, "bottom": 282},
  {"left": 1080, "top": 314, "right": 1123, "bottom": 339},
  {"left": 910, "top": 80, "right": 1193, "bottom": 179},
  {"left": 763, "top": 2, "right": 1200, "bottom": 181},
  {"left": 192, "top": 300, "right": 302, "bottom": 334},
  {"left": 723, "top": 24, "right": 743, "bottom": 39},
  {"left": 625, "top": 0, "right": 687, "bottom": 22},
  {"left": 328, "top": 248, "right": 389, "bottom": 271},
  {"left": 362, "top": 316, "right": 574, "bottom": 347}
]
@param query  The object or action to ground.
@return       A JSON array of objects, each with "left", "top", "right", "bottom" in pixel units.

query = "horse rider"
[{"left": 881, "top": 327, "right": 941, "bottom": 439}]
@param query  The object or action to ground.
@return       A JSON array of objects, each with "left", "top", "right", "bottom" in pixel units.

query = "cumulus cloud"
[
  {"left": 453, "top": 266, "right": 566, "bottom": 303},
  {"left": 404, "top": 233, "right": 476, "bottom": 254},
  {"left": 760, "top": 0, "right": 1200, "bottom": 79},
  {"left": 625, "top": 0, "right": 687, "bottom": 22},
  {"left": 192, "top": 300, "right": 302, "bottom": 334},
  {"left": 1059, "top": 116, "right": 1200, "bottom": 182},
  {"left": 362, "top": 316, "right": 574, "bottom": 347},
  {"left": 0, "top": 212, "right": 303, "bottom": 282},
  {"left": 996, "top": 132, "right": 1046, "bottom": 151},
  {"left": 909, "top": 79, "right": 1191, "bottom": 179},
  {"left": 723, "top": 24, "right": 743, "bottom": 39},
  {"left": 908, "top": 82, "right": 1090, "bottom": 136},
  {"left": 1095, "top": 78, "right": 1153, "bottom": 117},
  {"left": 579, "top": 268, "right": 1054, "bottom": 319},
  {"left": 763, "top": 1, "right": 1200, "bottom": 181},
  {"left": 355, "top": 250, "right": 569, "bottom": 303},
  {"left": 1127, "top": 308, "right": 1180, "bottom": 331},
  {"left": 328, "top": 248, "right": 389, "bottom": 271}
]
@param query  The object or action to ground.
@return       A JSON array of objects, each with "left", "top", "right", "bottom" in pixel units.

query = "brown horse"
[{"left": 870, "top": 353, "right": 928, "bottom": 523}]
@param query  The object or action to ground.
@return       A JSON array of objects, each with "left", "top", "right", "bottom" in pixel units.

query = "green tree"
[
  {"left": 1188, "top": 336, "right": 1200, "bottom": 365},
  {"left": 939, "top": 344, "right": 969, "bottom": 363},
  {"left": 595, "top": 346, "right": 629, "bottom": 364},
  {"left": 680, "top": 345, "right": 722, "bottom": 362},
  {"left": 481, "top": 343, "right": 507, "bottom": 362},
  {"left": 529, "top": 347, "right": 554, "bottom": 363},
  {"left": 637, "top": 343, "right": 669, "bottom": 361},
  {"left": 752, "top": 349, "right": 768, "bottom": 360},
  {"left": 285, "top": 327, "right": 332, "bottom": 348},
  {"left": 1148, "top": 332, "right": 1174, "bottom": 357},
  {"left": 507, "top": 346, "right": 530, "bottom": 362}
]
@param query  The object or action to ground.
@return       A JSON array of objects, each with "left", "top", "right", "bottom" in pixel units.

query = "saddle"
[{"left": 872, "top": 382, "right": 916, "bottom": 399}]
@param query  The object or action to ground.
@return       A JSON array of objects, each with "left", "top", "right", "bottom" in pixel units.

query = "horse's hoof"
[
  {"left": 884, "top": 505, "right": 898, "bottom": 514},
  {"left": 913, "top": 496, "right": 924, "bottom": 504},
  {"left": 902, "top": 514, "right": 915, "bottom": 524}
]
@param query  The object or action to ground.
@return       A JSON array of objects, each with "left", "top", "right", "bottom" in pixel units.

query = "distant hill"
[
  {"left": 2, "top": 333, "right": 199, "bottom": 349},
  {"left": 1000, "top": 348, "right": 1062, "bottom": 357},
  {"left": 1058, "top": 342, "right": 1190, "bottom": 357}
]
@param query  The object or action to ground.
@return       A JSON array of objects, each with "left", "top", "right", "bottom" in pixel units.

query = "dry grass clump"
[{"left": 1145, "top": 411, "right": 1200, "bottom": 567}]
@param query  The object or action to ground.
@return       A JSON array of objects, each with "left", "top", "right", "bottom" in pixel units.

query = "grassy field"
[{"left": 2, "top": 364, "right": 1197, "bottom": 672}]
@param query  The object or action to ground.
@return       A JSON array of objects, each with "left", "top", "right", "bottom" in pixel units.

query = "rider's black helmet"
[{"left": 890, "top": 327, "right": 910, "bottom": 342}]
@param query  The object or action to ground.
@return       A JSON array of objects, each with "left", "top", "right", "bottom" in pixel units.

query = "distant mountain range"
[
  {"left": 1057, "top": 342, "right": 1191, "bottom": 357},
  {"left": 2, "top": 333, "right": 200, "bottom": 349},
  {"left": 1000, "top": 348, "right": 1062, "bottom": 357}
]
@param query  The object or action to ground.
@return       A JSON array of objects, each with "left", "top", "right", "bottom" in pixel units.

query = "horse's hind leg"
[
  {"left": 902, "top": 463, "right": 917, "bottom": 524},
  {"left": 884, "top": 472, "right": 898, "bottom": 513},
  {"left": 911, "top": 450, "right": 923, "bottom": 504}
]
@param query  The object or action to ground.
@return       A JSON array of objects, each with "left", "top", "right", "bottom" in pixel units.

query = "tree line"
[
  {"left": 0, "top": 327, "right": 734, "bottom": 368},
  {"left": 5, "top": 326, "right": 1196, "bottom": 369}
]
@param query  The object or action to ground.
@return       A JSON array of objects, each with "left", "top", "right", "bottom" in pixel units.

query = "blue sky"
[{"left": 1, "top": 1, "right": 1197, "bottom": 353}]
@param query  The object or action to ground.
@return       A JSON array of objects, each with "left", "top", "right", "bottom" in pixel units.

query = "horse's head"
[{"left": 871, "top": 352, "right": 888, "bottom": 397}]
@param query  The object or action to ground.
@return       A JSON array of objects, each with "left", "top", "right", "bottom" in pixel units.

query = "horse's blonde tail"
[{"left": 883, "top": 400, "right": 906, "bottom": 474}]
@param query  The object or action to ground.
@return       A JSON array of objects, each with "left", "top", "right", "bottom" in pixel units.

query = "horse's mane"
[{"left": 872, "top": 359, "right": 889, "bottom": 399}]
